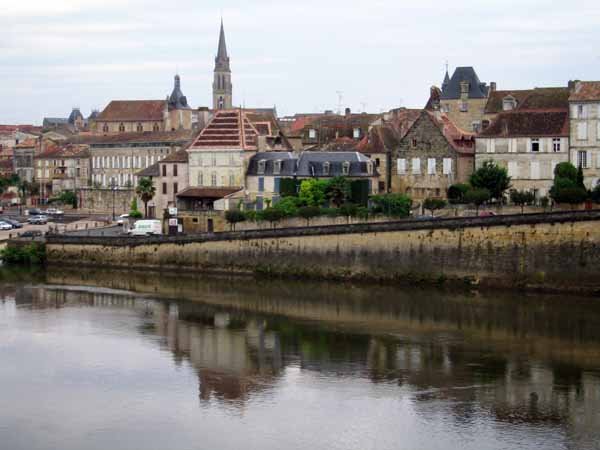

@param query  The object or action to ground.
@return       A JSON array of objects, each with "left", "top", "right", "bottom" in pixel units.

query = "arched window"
[
  {"left": 136, "top": 123, "right": 143, "bottom": 132},
  {"left": 153, "top": 123, "right": 160, "bottom": 132},
  {"left": 218, "top": 97, "right": 224, "bottom": 109},
  {"left": 102, "top": 124, "right": 109, "bottom": 133},
  {"left": 119, "top": 123, "right": 125, "bottom": 132}
]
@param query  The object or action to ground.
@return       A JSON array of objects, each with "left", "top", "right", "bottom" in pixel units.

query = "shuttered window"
[
  {"left": 577, "top": 123, "right": 588, "bottom": 140},
  {"left": 427, "top": 158, "right": 436, "bottom": 175},
  {"left": 443, "top": 158, "right": 452, "bottom": 175},
  {"left": 397, "top": 158, "right": 406, "bottom": 174},
  {"left": 412, "top": 158, "right": 420, "bottom": 175}
]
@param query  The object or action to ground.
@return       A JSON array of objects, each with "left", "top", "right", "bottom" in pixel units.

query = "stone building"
[
  {"left": 391, "top": 110, "right": 475, "bottom": 200},
  {"left": 35, "top": 144, "right": 91, "bottom": 200},
  {"left": 13, "top": 139, "right": 38, "bottom": 182},
  {"left": 43, "top": 108, "right": 86, "bottom": 131},
  {"left": 439, "top": 66, "right": 492, "bottom": 132},
  {"left": 568, "top": 81, "right": 600, "bottom": 188},
  {"left": 246, "top": 152, "right": 298, "bottom": 208},
  {"left": 213, "top": 20, "right": 233, "bottom": 110},
  {"left": 476, "top": 87, "right": 571, "bottom": 198}
]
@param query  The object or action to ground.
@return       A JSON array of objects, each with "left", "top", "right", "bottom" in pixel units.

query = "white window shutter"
[
  {"left": 578, "top": 123, "right": 588, "bottom": 140},
  {"left": 443, "top": 158, "right": 452, "bottom": 175},
  {"left": 397, "top": 158, "right": 406, "bottom": 174},
  {"left": 427, "top": 158, "right": 436, "bottom": 175},
  {"left": 587, "top": 151, "right": 593, "bottom": 169},
  {"left": 530, "top": 161, "right": 540, "bottom": 180},
  {"left": 412, "top": 158, "right": 420, "bottom": 174}
]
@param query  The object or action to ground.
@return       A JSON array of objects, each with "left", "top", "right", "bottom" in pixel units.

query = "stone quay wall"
[{"left": 45, "top": 210, "right": 600, "bottom": 292}]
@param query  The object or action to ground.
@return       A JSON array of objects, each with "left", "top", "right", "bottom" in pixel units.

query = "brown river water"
[{"left": 0, "top": 268, "right": 599, "bottom": 450}]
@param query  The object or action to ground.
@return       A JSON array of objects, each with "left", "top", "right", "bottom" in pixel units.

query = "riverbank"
[{"left": 36, "top": 210, "right": 600, "bottom": 294}]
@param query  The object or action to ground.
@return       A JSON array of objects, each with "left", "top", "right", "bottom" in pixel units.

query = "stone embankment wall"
[{"left": 45, "top": 211, "right": 600, "bottom": 292}]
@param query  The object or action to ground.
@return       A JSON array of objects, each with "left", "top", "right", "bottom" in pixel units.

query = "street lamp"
[{"left": 111, "top": 180, "right": 117, "bottom": 222}]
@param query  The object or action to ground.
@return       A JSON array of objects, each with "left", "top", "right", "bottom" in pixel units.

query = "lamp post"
[{"left": 111, "top": 180, "right": 117, "bottom": 222}]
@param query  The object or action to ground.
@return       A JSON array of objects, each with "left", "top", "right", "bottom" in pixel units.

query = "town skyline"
[{"left": 2, "top": 0, "right": 599, "bottom": 124}]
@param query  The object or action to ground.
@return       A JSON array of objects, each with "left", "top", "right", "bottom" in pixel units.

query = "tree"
[
  {"left": 298, "top": 179, "right": 328, "bottom": 207},
  {"left": 469, "top": 161, "right": 511, "bottom": 201},
  {"left": 552, "top": 187, "right": 588, "bottom": 209},
  {"left": 325, "top": 177, "right": 351, "bottom": 208},
  {"left": 447, "top": 183, "right": 470, "bottom": 204},
  {"left": 225, "top": 210, "right": 246, "bottom": 231},
  {"left": 371, "top": 193, "right": 412, "bottom": 218},
  {"left": 57, "top": 190, "right": 78, "bottom": 209},
  {"left": 591, "top": 183, "right": 600, "bottom": 204},
  {"left": 298, "top": 206, "right": 320, "bottom": 226},
  {"left": 550, "top": 162, "right": 587, "bottom": 207},
  {"left": 259, "top": 208, "right": 284, "bottom": 228},
  {"left": 129, "top": 197, "right": 143, "bottom": 219},
  {"left": 273, "top": 196, "right": 300, "bottom": 217},
  {"left": 423, "top": 198, "right": 447, "bottom": 217},
  {"left": 577, "top": 165, "right": 585, "bottom": 189},
  {"left": 509, "top": 189, "right": 535, "bottom": 214},
  {"left": 464, "top": 188, "right": 491, "bottom": 215},
  {"left": 540, "top": 196, "right": 550, "bottom": 212},
  {"left": 554, "top": 162, "right": 578, "bottom": 181},
  {"left": 135, "top": 177, "right": 156, "bottom": 218}
]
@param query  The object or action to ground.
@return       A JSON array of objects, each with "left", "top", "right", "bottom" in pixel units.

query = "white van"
[{"left": 128, "top": 220, "right": 163, "bottom": 236}]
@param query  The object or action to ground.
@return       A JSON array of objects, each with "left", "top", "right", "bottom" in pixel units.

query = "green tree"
[
  {"left": 298, "top": 179, "right": 328, "bottom": 207},
  {"left": 509, "top": 189, "right": 535, "bottom": 214},
  {"left": 464, "top": 188, "right": 491, "bottom": 215},
  {"left": 591, "top": 183, "right": 600, "bottom": 204},
  {"left": 260, "top": 208, "right": 284, "bottom": 228},
  {"left": 469, "top": 161, "right": 511, "bottom": 201},
  {"left": 550, "top": 162, "right": 587, "bottom": 207},
  {"left": 298, "top": 206, "right": 321, "bottom": 226},
  {"left": 371, "top": 193, "right": 412, "bottom": 218},
  {"left": 129, "top": 197, "right": 143, "bottom": 219},
  {"left": 135, "top": 177, "right": 156, "bottom": 218},
  {"left": 552, "top": 187, "right": 588, "bottom": 209},
  {"left": 554, "top": 162, "right": 578, "bottom": 180},
  {"left": 423, "top": 198, "right": 447, "bottom": 217},
  {"left": 56, "top": 190, "right": 77, "bottom": 208},
  {"left": 540, "top": 196, "right": 550, "bottom": 211},
  {"left": 273, "top": 196, "right": 300, "bottom": 217},
  {"left": 577, "top": 165, "right": 585, "bottom": 189},
  {"left": 325, "top": 177, "right": 351, "bottom": 208},
  {"left": 447, "top": 183, "right": 470, "bottom": 204},
  {"left": 225, "top": 210, "right": 246, "bottom": 231}
]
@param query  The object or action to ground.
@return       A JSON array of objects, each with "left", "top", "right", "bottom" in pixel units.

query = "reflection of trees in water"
[{"left": 15, "top": 277, "right": 600, "bottom": 438}]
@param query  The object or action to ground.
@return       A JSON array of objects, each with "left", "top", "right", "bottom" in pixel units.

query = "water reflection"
[{"left": 1, "top": 268, "right": 600, "bottom": 449}]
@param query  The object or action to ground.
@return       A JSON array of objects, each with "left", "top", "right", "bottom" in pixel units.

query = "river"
[{"left": 0, "top": 268, "right": 599, "bottom": 450}]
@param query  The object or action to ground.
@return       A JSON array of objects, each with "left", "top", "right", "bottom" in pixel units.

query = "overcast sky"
[{"left": 1, "top": 0, "right": 599, "bottom": 125}]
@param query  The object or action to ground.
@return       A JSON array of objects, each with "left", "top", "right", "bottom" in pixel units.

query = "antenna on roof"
[{"left": 336, "top": 91, "right": 343, "bottom": 115}]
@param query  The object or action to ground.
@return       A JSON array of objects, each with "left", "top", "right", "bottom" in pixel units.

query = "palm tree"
[{"left": 135, "top": 177, "right": 156, "bottom": 218}]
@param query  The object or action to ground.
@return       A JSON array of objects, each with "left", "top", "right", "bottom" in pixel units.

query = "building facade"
[{"left": 569, "top": 81, "right": 600, "bottom": 189}]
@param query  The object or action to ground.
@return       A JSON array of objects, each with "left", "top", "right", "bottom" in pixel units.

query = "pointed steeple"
[
  {"left": 169, "top": 74, "right": 189, "bottom": 110},
  {"left": 215, "top": 19, "right": 230, "bottom": 72}
]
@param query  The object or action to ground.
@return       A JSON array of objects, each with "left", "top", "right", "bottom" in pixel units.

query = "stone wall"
[{"left": 45, "top": 210, "right": 600, "bottom": 292}]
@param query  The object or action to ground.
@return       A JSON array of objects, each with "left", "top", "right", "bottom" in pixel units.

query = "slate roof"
[
  {"left": 247, "top": 152, "right": 297, "bottom": 176},
  {"left": 136, "top": 162, "right": 160, "bottom": 177},
  {"left": 168, "top": 75, "right": 190, "bottom": 110},
  {"left": 189, "top": 110, "right": 259, "bottom": 150},
  {"left": 440, "top": 67, "right": 489, "bottom": 100},
  {"left": 68, "top": 108, "right": 84, "bottom": 125},
  {"left": 569, "top": 81, "right": 600, "bottom": 102},
  {"left": 96, "top": 100, "right": 166, "bottom": 122},
  {"left": 160, "top": 149, "right": 189, "bottom": 163},
  {"left": 485, "top": 87, "right": 570, "bottom": 114},
  {"left": 296, "top": 152, "right": 378, "bottom": 178},
  {"left": 43, "top": 118, "right": 69, "bottom": 128},
  {"left": 478, "top": 111, "right": 569, "bottom": 138},
  {"left": 215, "top": 20, "right": 231, "bottom": 72},
  {"left": 176, "top": 187, "right": 242, "bottom": 199}
]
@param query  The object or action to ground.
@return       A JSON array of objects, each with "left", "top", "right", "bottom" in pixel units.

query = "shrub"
[
  {"left": 591, "top": 183, "right": 600, "bottom": 204},
  {"left": 552, "top": 187, "right": 588, "bottom": 209},
  {"left": 325, "top": 177, "right": 352, "bottom": 207},
  {"left": 225, "top": 210, "right": 246, "bottom": 230},
  {"left": 321, "top": 208, "right": 340, "bottom": 218},
  {"left": 298, "top": 206, "right": 321, "bottom": 225},
  {"left": 129, "top": 198, "right": 143, "bottom": 219},
  {"left": 244, "top": 210, "right": 257, "bottom": 222},
  {"left": 260, "top": 208, "right": 284, "bottom": 227},
  {"left": 339, "top": 203, "right": 358, "bottom": 217},
  {"left": 554, "top": 162, "right": 578, "bottom": 181},
  {"left": 356, "top": 207, "right": 370, "bottom": 220},
  {"left": 469, "top": 161, "right": 511, "bottom": 201},
  {"left": 540, "top": 196, "right": 550, "bottom": 210},
  {"left": 370, "top": 193, "right": 412, "bottom": 218},
  {"left": 447, "top": 183, "right": 470, "bottom": 204},
  {"left": 423, "top": 198, "right": 447, "bottom": 216},
  {"left": 0, "top": 243, "right": 46, "bottom": 266},
  {"left": 509, "top": 189, "right": 536, "bottom": 214},
  {"left": 280, "top": 178, "right": 300, "bottom": 197},
  {"left": 299, "top": 179, "right": 328, "bottom": 207},
  {"left": 350, "top": 180, "right": 370, "bottom": 206},
  {"left": 464, "top": 188, "right": 491, "bottom": 215},
  {"left": 273, "top": 196, "right": 301, "bottom": 217}
]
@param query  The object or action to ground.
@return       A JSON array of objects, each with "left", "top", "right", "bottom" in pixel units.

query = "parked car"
[
  {"left": 479, "top": 211, "right": 497, "bottom": 217},
  {"left": 20, "top": 230, "right": 43, "bottom": 238},
  {"left": 0, "top": 221, "right": 12, "bottom": 230},
  {"left": 128, "top": 220, "right": 162, "bottom": 236},
  {"left": 45, "top": 208, "right": 64, "bottom": 216},
  {"left": 2, "top": 218, "right": 23, "bottom": 228},
  {"left": 117, "top": 214, "right": 129, "bottom": 226},
  {"left": 27, "top": 215, "right": 48, "bottom": 225},
  {"left": 27, "top": 208, "right": 43, "bottom": 216}
]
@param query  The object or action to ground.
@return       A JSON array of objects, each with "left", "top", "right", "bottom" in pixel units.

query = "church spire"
[
  {"left": 215, "top": 19, "right": 230, "bottom": 72},
  {"left": 213, "top": 19, "right": 233, "bottom": 110}
]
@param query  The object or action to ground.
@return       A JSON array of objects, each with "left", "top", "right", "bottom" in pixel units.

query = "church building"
[{"left": 213, "top": 20, "right": 233, "bottom": 110}]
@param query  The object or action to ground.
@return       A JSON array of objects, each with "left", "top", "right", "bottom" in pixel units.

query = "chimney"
[
  {"left": 345, "top": 107, "right": 351, "bottom": 117},
  {"left": 490, "top": 82, "right": 497, "bottom": 92}
]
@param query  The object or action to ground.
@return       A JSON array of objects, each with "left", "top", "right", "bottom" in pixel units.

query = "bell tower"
[{"left": 213, "top": 19, "right": 233, "bottom": 110}]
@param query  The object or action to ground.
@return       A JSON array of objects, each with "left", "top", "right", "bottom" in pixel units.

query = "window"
[
  {"left": 273, "top": 160, "right": 282, "bottom": 175},
  {"left": 411, "top": 138, "right": 418, "bottom": 148},
  {"left": 162, "top": 183, "right": 167, "bottom": 194},
  {"left": 353, "top": 128, "right": 361, "bottom": 139},
  {"left": 375, "top": 158, "right": 380, "bottom": 167},
  {"left": 502, "top": 97, "right": 516, "bottom": 111},
  {"left": 258, "top": 177, "right": 265, "bottom": 192},
  {"left": 412, "top": 158, "right": 421, "bottom": 174},
  {"left": 552, "top": 138, "right": 561, "bottom": 152},
  {"left": 162, "top": 165, "right": 167, "bottom": 177},
  {"left": 472, "top": 122, "right": 481, "bottom": 133},
  {"left": 257, "top": 159, "right": 266, "bottom": 175},
  {"left": 119, "top": 123, "right": 125, "bottom": 132},
  {"left": 274, "top": 178, "right": 281, "bottom": 193},
  {"left": 229, "top": 172, "right": 235, "bottom": 186},
  {"left": 459, "top": 102, "right": 468, "bottom": 112},
  {"left": 578, "top": 151, "right": 590, "bottom": 169},
  {"left": 173, "top": 164, "right": 178, "bottom": 177},
  {"left": 342, "top": 161, "right": 350, "bottom": 175},
  {"left": 531, "top": 139, "right": 540, "bottom": 152},
  {"left": 577, "top": 123, "right": 588, "bottom": 140},
  {"left": 173, "top": 183, "right": 178, "bottom": 194},
  {"left": 323, "top": 161, "right": 331, "bottom": 175},
  {"left": 211, "top": 154, "right": 217, "bottom": 166},
  {"left": 309, "top": 129, "right": 317, "bottom": 139},
  {"left": 366, "top": 161, "right": 374, "bottom": 175},
  {"left": 577, "top": 104, "right": 585, "bottom": 118},
  {"left": 136, "top": 123, "right": 143, "bottom": 132},
  {"left": 530, "top": 161, "right": 540, "bottom": 180},
  {"left": 198, "top": 173, "right": 204, "bottom": 186},
  {"left": 153, "top": 123, "right": 160, "bottom": 132},
  {"left": 508, "top": 161, "right": 519, "bottom": 178},
  {"left": 427, "top": 158, "right": 436, "bottom": 175},
  {"left": 211, "top": 172, "right": 217, "bottom": 186},
  {"left": 443, "top": 158, "right": 452, "bottom": 175},
  {"left": 102, "top": 124, "right": 109, "bottom": 133}
]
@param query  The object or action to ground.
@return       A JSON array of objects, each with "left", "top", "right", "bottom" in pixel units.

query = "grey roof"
[
  {"left": 215, "top": 20, "right": 230, "bottom": 72},
  {"left": 88, "top": 110, "right": 99, "bottom": 120},
  {"left": 136, "top": 162, "right": 160, "bottom": 178},
  {"left": 168, "top": 75, "right": 190, "bottom": 110},
  {"left": 296, "top": 151, "right": 377, "bottom": 178},
  {"left": 43, "top": 117, "right": 68, "bottom": 127},
  {"left": 440, "top": 67, "right": 489, "bottom": 100},
  {"left": 68, "top": 108, "right": 84, "bottom": 125},
  {"left": 247, "top": 152, "right": 297, "bottom": 176}
]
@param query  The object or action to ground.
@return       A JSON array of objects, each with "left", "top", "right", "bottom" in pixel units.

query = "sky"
[{"left": 1, "top": 0, "right": 599, "bottom": 125}]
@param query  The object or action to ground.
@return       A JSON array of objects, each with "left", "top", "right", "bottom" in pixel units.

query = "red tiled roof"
[
  {"left": 96, "top": 100, "right": 166, "bottom": 122},
  {"left": 190, "top": 110, "right": 259, "bottom": 151},
  {"left": 0, "top": 159, "right": 13, "bottom": 169},
  {"left": 356, "top": 125, "right": 401, "bottom": 154},
  {"left": 485, "top": 88, "right": 570, "bottom": 114},
  {"left": 38, "top": 143, "right": 90, "bottom": 159},
  {"left": 14, "top": 138, "right": 38, "bottom": 148},
  {"left": 68, "top": 130, "right": 193, "bottom": 145},
  {"left": 160, "top": 149, "right": 189, "bottom": 163},
  {"left": 0, "top": 125, "right": 42, "bottom": 134},
  {"left": 569, "top": 81, "right": 600, "bottom": 102},
  {"left": 478, "top": 111, "right": 569, "bottom": 138},
  {"left": 176, "top": 186, "right": 242, "bottom": 199}
]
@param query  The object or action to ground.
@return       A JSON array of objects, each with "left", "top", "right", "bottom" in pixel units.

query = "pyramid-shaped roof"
[{"left": 189, "top": 109, "right": 258, "bottom": 151}]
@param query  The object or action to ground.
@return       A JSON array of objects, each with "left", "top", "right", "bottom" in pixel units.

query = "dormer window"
[
  {"left": 257, "top": 159, "right": 266, "bottom": 175},
  {"left": 503, "top": 96, "right": 517, "bottom": 111},
  {"left": 323, "top": 161, "right": 331, "bottom": 176},
  {"left": 309, "top": 129, "right": 317, "bottom": 139},
  {"left": 273, "top": 160, "right": 282, "bottom": 175},
  {"left": 342, "top": 161, "right": 350, "bottom": 176},
  {"left": 119, "top": 123, "right": 125, "bottom": 132},
  {"left": 531, "top": 138, "right": 540, "bottom": 152},
  {"left": 353, "top": 128, "right": 361, "bottom": 139}
]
